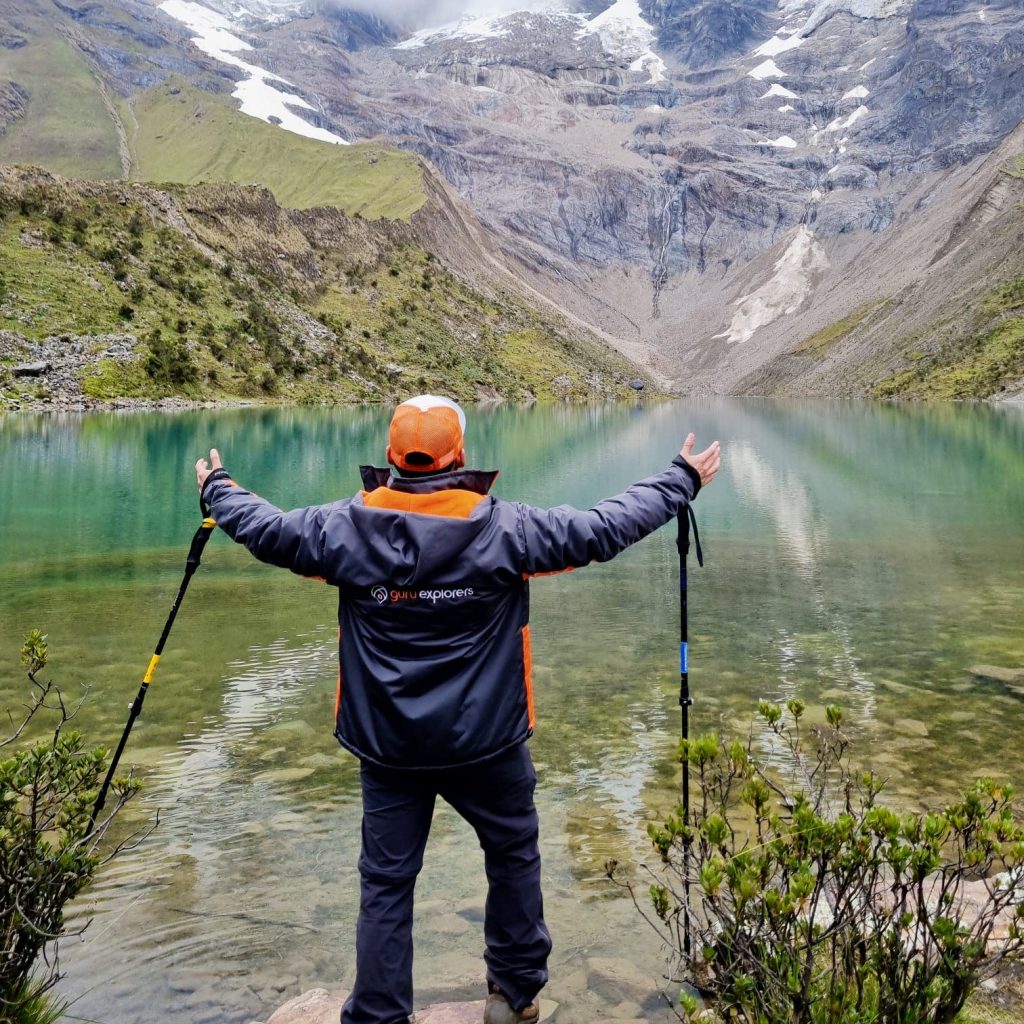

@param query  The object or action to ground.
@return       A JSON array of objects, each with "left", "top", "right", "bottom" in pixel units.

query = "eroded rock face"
[{"left": 0, "top": 80, "right": 28, "bottom": 135}]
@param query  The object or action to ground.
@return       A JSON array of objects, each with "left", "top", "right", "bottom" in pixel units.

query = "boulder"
[
  {"left": 260, "top": 991, "right": 558, "bottom": 1024},
  {"left": 413, "top": 1001, "right": 486, "bottom": 1023},
  {"left": 13, "top": 361, "right": 50, "bottom": 377},
  {"left": 266, "top": 989, "right": 348, "bottom": 1024}
]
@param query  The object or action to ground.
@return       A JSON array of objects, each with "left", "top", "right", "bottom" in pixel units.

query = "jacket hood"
[{"left": 358, "top": 465, "right": 499, "bottom": 495}]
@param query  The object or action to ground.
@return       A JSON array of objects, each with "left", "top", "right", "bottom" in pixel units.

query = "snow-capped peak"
[
  {"left": 394, "top": 1, "right": 584, "bottom": 50},
  {"left": 392, "top": 0, "right": 668, "bottom": 84}
]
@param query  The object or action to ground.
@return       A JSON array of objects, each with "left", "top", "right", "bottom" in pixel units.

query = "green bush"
[
  {"left": 143, "top": 328, "right": 198, "bottom": 388},
  {"left": 610, "top": 702, "right": 1024, "bottom": 1024},
  {"left": 1, "top": 632, "right": 141, "bottom": 1020}
]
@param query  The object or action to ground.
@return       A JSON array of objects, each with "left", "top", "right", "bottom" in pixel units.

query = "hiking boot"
[{"left": 483, "top": 989, "right": 540, "bottom": 1024}]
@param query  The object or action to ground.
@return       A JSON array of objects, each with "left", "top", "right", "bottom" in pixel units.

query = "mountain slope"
[
  {"left": 0, "top": 167, "right": 653, "bottom": 407},
  {"left": 724, "top": 124, "right": 1024, "bottom": 400},
  {"left": 130, "top": 81, "right": 426, "bottom": 219}
]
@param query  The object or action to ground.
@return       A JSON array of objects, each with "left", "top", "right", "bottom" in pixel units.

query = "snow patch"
[
  {"left": 859, "top": 57, "right": 876, "bottom": 70},
  {"left": 800, "top": 0, "right": 912, "bottom": 36},
  {"left": 755, "top": 33, "right": 805, "bottom": 57},
  {"left": 764, "top": 135, "right": 798, "bottom": 148},
  {"left": 585, "top": 0, "right": 656, "bottom": 59},
  {"left": 778, "top": 103, "right": 796, "bottom": 112},
  {"left": 842, "top": 84, "right": 869, "bottom": 100},
  {"left": 718, "top": 226, "right": 828, "bottom": 345},
  {"left": 978, "top": 8, "right": 986, "bottom": 18},
  {"left": 158, "top": 0, "right": 347, "bottom": 144},
  {"left": 630, "top": 50, "right": 667, "bottom": 83},
  {"left": 810, "top": 187, "right": 824, "bottom": 200},
  {"left": 749, "top": 58, "right": 787, "bottom": 80},
  {"left": 761, "top": 82, "right": 798, "bottom": 99},
  {"left": 826, "top": 103, "right": 869, "bottom": 130}
]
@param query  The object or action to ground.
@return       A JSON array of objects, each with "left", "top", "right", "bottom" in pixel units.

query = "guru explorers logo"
[{"left": 370, "top": 585, "right": 475, "bottom": 605}]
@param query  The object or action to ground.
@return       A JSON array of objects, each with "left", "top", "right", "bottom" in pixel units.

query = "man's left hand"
[{"left": 195, "top": 448, "right": 223, "bottom": 492}]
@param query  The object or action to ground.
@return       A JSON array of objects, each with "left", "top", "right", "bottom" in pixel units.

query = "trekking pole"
[
  {"left": 87, "top": 496, "right": 217, "bottom": 836},
  {"left": 677, "top": 503, "right": 703, "bottom": 966}
]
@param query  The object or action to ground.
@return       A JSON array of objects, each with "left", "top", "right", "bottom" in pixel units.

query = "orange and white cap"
[{"left": 387, "top": 394, "right": 467, "bottom": 472}]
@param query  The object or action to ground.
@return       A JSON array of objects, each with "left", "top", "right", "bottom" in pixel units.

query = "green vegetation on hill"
[
  {"left": 130, "top": 82, "right": 426, "bottom": 220},
  {"left": 0, "top": 170, "right": 649, "bottom": 406},
  {"left": 794, "top": 300, "right": 890, "bottom": 359},
  {"left": 1003, "top": 154, "right": 1024, "bottom": 180},
  {"left": 874, "top": 277, "right": 1024, "bottom": 399}
]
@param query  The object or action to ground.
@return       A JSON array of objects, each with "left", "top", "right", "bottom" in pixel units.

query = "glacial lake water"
[{"left": 1, "top": 399, "right": 1023, "bottom": 1023}]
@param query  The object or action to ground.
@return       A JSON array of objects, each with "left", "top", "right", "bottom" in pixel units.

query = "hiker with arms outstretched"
[{"left": 195, "top": 396, "right": 720, "bottom": 1024}]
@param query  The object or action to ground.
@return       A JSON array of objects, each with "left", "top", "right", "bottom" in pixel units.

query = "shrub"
[
  {"left": 1, "top": 632, "right": 143, "bottom": 1018},
  {"left": 610, "top": 702, "right": 1024, "bottom": 1024},
  {"left": 118, "top": 304, "right": 134, "bottom": 321},
  {"left": 143, "top": 328, "right": 198, "bottom": 387}
]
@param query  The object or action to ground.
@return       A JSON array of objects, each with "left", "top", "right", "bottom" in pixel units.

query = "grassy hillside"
[
  {"left": 873, "top": 276, "right": 1024, "bottom": 400},
  {"left": 130, "top": 82, "right": 427, "bottom": 220},
  {"left": 0, "top": 26, "right": 124, "bottom": 181},
  {"left": 0, "top": 168, "right": 652, "bottom": 406},
  {"left": 1, "top": 0, "right": 426, "bottom": 221}
]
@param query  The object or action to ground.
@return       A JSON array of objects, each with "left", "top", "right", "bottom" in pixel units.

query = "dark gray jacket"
[{"left": 202, "top": 456, "right": 701, "bottom": 769}]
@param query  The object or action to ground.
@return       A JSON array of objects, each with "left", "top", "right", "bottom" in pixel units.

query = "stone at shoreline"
[
  {"left": 257, "top": 990, "right": 558, "bottom": 1024},
  {"left": 264, "top": 988, "right": 345, "bottom": 1024}
]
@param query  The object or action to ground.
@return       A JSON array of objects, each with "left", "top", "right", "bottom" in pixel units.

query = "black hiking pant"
[{"left": 340, "top": 742, "right": 551, "bottom": 1024}]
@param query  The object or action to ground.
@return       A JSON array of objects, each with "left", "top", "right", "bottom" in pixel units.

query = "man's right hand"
[
  {"left": 681, "top": 434, "right": 721, "bottom": 488},
  {"left": 195, "top": 448, "right": 223, "bottom": 492}
]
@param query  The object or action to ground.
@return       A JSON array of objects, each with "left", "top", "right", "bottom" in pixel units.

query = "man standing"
[{"left": 196, "top": 395, "right": 720, "bottom": 1024}]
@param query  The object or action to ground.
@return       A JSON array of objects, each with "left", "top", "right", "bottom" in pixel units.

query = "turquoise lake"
[{"left": 1, "top": 399, "right": 1022, "bottom": 1022}]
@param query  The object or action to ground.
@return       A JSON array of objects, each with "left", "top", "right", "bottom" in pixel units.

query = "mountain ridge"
[
  {"left": 2, "top": 0, "right": 1023, "bottom": 399},
  {"left": 0, "top": 163, "right": 656, "bottom": 408}
]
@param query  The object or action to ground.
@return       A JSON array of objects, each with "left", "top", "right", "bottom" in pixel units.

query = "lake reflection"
[{"left": 1, "top": 400, "right": 1022, "bottom": 1023}]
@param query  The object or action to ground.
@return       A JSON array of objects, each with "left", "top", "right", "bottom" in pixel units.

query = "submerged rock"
[
  {"left": 970, "top": 665, "right": 1024, "bottom": 692},
  {"left": 254, "top": 767, "right": 317, "bottom": 784}
]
